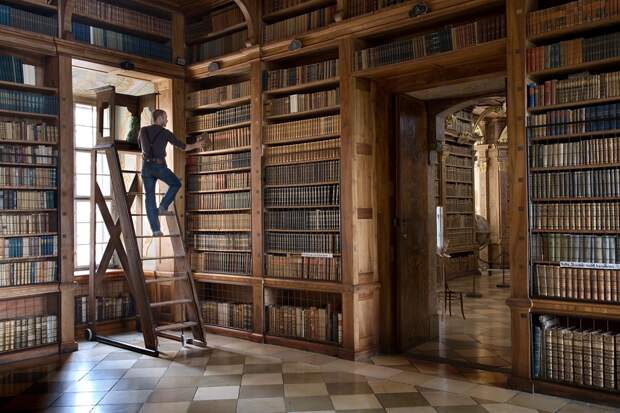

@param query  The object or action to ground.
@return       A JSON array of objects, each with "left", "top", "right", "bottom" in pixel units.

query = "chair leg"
[
  {"left": 448, "top": 294, "right": 453, "bottom": 316},
  {"left": 460, "top": 292, "right": 466, "bottom": 319}
]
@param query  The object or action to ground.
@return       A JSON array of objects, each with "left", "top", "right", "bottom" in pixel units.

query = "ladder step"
[
  {"left": 121, "top": 170, "right": 140, "bottom": 174},
  {"left": 150, "top": 299, "right": 192, "bottom": 308},
  {"left": 155, "top": 321, "right": 198, "bottom": 332},
  {"left": 145, "top": 275, "right": 187, "bottom": 284},
  {"left": 141, "top": 255, "right": 185, "bottom": 261},
  {"left": 128, "top": 192, "right": 167, "bottom": 195},
  {"left": 136, "top": 234, "right": 181, "bottom": 238}
]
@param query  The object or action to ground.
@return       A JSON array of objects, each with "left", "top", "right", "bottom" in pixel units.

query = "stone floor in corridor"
[
  {"left": 0, "top": 329, "right": 616, "bottom": 413},
  {"left": 411, "top": 271, "right": 512, "bottom": 371}
]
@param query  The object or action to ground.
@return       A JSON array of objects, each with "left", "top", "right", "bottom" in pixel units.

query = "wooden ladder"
[{"left": 90, "top": 141, "right": 206, "bottom": 355}]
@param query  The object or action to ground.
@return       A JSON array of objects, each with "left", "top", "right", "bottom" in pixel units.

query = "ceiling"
[{"left": 72, "top": 59, "right": 157, "bottom": 99}]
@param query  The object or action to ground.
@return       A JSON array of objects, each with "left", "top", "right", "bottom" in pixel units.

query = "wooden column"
[
  {"left": 506, "top": 0, "right": 532, "bottom": 390},
  {"left": 57, "top": 53, "right": 77, "bottom": 353}
]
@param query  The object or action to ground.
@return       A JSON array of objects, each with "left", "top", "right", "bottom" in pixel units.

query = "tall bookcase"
[
  {"left": 510, "top": 0, "right": 620, "bottom": 403},
  {"left": 442, "top": 110, "right": 479, "bottom": 279},
  {"left": 0, "top": 47, "right": 71, "bottom": 363}
]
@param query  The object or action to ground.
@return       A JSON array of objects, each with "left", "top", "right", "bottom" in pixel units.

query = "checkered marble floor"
[
  {"left": 0, "top": 330, "right": 616, "bottom": 412},
  {"left": 412, "top": 272, "right": 513, "bottom": 371}
]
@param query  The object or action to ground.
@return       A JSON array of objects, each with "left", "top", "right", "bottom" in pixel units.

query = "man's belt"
[{"left": 143, "top": 157, "right": 166, "bottom": 165}]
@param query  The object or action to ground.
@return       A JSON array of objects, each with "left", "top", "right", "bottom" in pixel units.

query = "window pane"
[
  {"left": 75, "top": 245, "right": 90, "bottom": 267},
  {"left": 97, "top": 156, "right": 109, "bottom": 175},
  {"left": 96, "top": 222, "right": 109, "bottom": 243},
  {"left": 75, "top": 201, "right": 91, "bottom": 223},
  {"left": 75, "top": 151, "right": 91, "bottom": 174},
  {"left": 75, "top": 104, "right": 93, "bottom": 126},
  {"left": 75, "top": 125, "right": 95, "bottom": 148},
  {"left": 76, "top": 223, "right": 90, "bottom": 245},
  {"left": 97, "top": 175, "right": 111, "bottom": 197},
  {"left": 75, "top": 175, "right": 91, "bottom": 197}
]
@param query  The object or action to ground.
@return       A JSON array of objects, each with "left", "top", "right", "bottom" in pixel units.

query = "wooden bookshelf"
[{"left": 515, "top": 0, "right": 620, "bottom": 402}]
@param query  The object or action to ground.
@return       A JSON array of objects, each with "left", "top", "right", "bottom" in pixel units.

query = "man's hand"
[{"left": 186, "top": 134, "right": 206, "bottom": 152}]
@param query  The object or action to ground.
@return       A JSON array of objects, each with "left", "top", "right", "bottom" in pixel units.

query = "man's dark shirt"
[{"left": 138, "top": 125, "right": 186, "bottom": 160}]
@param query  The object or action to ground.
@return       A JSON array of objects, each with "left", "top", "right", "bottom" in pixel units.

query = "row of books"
[
  {"left": 187, "top": 152, "right": 251, "bottom": 174},
  {"left": 266, "top": 303, "right": 342, "bottom": 344},
  {"left": 267, "top": 88, "right": 339, "bottom": 116},
  {"left": 190, "top": 251, "right": 251, "bottom": 275},
  {"left": 445, "top": 167, "right": 472, "bottom": 182},
  {"left": 0, "top": 4, "right": 57, "bottom": 37},
  {"left": 0, "top": 167, "right": 56, "bottom": 187},
  {"left": 531, "top": 202, "right": 620, "bottom": 231},
  {"left": 264, "top": 115, "right": 341, "bottom": 144},
  {"left": 187, "top": 172, "right": 250, "bottom": 192},
  {"left": 73, "top": 0, "right": 171, "bottom": 38},
  {"left": 0, "top": 119, "right": 57, "bottom": 143},
  {"left": 186, "top": 5, "right": 245, "bottom": 44},
  {"left": 264, "top": 0, "right": 334, "bottom": 13},
  {"left": 446, "top": 155, "right": 472, "bottom": 168},
  {"left": 526, "top": 32, "right": 620, "bottom": 73},
  {"left": 201, "top": 300, "right": 252, "bottom": 331},
  {"left": 189, "top": 233, "right": 251, "bottom": 251},
  {"left": 0, "top": 315, "right": 57, "bottom": 353},
  {"left": 0, "top": 260, "right": 56, "bottom": 288},
  {"left": 0, "top": 89, "right": 58, "bottom": 115},
  {"left": 526, "top": 104, "right": 620, "bottom": 138},
  {"left": 72, "top": 22, "right": 171, "bottom": 62},
  {"left": 188, "top": 29, "right": 247, "bottom": 63},
  {"left": 0, "top": 235, "right": 57, "bottom": 259},
  {"left": 264, "top": 138, "right": 340, "bottom": 166},
  {"left": 264, "top": 59, "right": 338, "bottom": 90},
  {"left": 446, "top": 198, "right": 473, "bottom": 213},
  {"left": 265, "top": 185, "right": 339, "bottom": 207},
  {"left": 535, "top": 264, "right": 620, "bottom": 302},
  {"left": 187, "top": 104, "right": 250, "bottom": 133},
  {"left": 530, "top": 169, "right": 620, "bottom": 199},
  {"left": 446, "top": 213, "right": 474, "bottom": 228},
  {"left": 530, "top": 138, "right": 620, "bottom": 168},
  {"left": 527, "top": 71, "right": 620, "bottom": 109},
  {"left": 0, "top": 190, "right": 55, "bottom": 210},
  {"left": 444, "top": 253, "right": 479, "bottom": 277},
  {"left": 188, "top": 213, "right": 250, "bottom": 232},
  {"left": 192, "top": 127, "right": 250, "bottom": 153},
  {"left": 266, "top": 232, "right": 340, "bottom": 254},
  {"left": 446, "top": 183, "right": 473, "bottom": 197},
  {"left": 187, "top": 192, "right": 250, "bottom": 210},
  {"left": 531, "top": 233, "right": 620, "bottom": 263},
  {"left": 74, "top": 295, "right": 136, "bottom": 324},
  {"left": 265, "top": 209, "right": 340, "bottom": 231},
  {"left": 187, "top": 81, "right": 250, "bottom": 109},
  {"left": 265, "top": 254, "right": 341, "bottom": 282},
  {"left": 348, "top": 0, "right": 407, "bottom": 17},
  {"left": 445, "top": 231, "right": 475, "bottom": 247},
  {"left": 354, "top": 14, "right": 506, "bottom": 70},
  {"left": 263, "top": 5, "right": 336, "bottom": 43},
  {"left": 445, "top": 142, "right": 472, "bottom": 157},
  {"left": 0, "top": 55, "right": 35, "bottom": 85},
  {"left": 0, "top": 144, "right": 56, "bottom": 166},
  {"left": 534, "top": 315, "right": 619, "bottom": 390},
  {"left": 0, "top": 212, "right": 53, "bottom": 235},
  {"left": 265, "top": 160, "right": 340, "bottom": 186},
  {"left": 527, "top": 0, "right": 620, "bottom": 38}
]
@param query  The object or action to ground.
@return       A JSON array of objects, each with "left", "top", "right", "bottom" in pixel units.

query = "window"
[{"left": 74, "top": 103, "right": 115, "bottom": 270}]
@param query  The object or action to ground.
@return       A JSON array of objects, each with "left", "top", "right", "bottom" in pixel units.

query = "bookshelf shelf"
[
  {"left": 0, "top": 80, "right": 57, "bottom": 94},
  {"left": 190, "top": 247, "right": 252, "bottom": 252},
  {"left": 0, "top": 140, "right": 57, "bottom": 146},
  {"left": 530, "top": 129, "right": 620, "bottom": 143},
  {"left": 263, "top": 0, "right": 336, "bottom": 23},
  {"left": 187, "top": 187, "right": 251, "bottom": 194},
  {"left": 0, "top": 186, "right": 57, "bottom": 190},
  {"left": 265, "top": 156, "right": 340, "bottom": 167},
  {"left": 530, "top": 228, "right": 620, "bottom": 234},
  {"left": 530, "top": 163, "right": 620, "bottom": 172},
  {"left": 532, "top": 298, "right": 620, "bottom": 320},
  {"left": 264, "top": 78, "right": 340, "bottom": 96},
  {"left": 265, "top": 229, "right": 340, "bottom": 233},
  {"left": 532, "top": 196, "right": 620, "bottom": 203},
  {"left": 193, "top": 272, "right": 256, "bottom": 286},
  {"left": 0, "top": 283, "right": 59, "bottom": 300},
  {"left": 0, "top": 342, "right": 58, "bottom": 359},
  {"left": 0, "top": 109, "right": 57, "bottom": 120},
  {"left": 188, "top": 146, "right": 251, "bottom": 156},
  {"left": 187, "top": 208, "right": 251, "bottom": 212},
  {"left": 444, "top": 164, "right": 472, "bottom": 169},
  {"left": 188, "top": 230, "right": 251, "bottom": 234},
  {"left": 0, "top": 254, "right": 57, "bottom": 263},
  {"left": 75, "top": 316, "right": 137, "bottom": 328},
  {"left": 188, "top": 96, "right": 251, "bottom": 112},
  {"left": 187, "top": 22, "right": 248, "bottom": 45},
  {"left": 0, "top": 162, "right": 57, "bottom": 167},
  {"left": 265, "top": 105, "right": 340, "bottom": 121},
  {"left": 264, "top": 204, "right": 340, "bottom": 209},
  {"left": 0, "top": 209, "right": 57, "bottom": 213},
  {"left": 1, "top": 232, "right": 57, "bottom": 238},
  {"left": 527, "top": 96, "right": 620, "bottom": 113},
  {"left": 263, "top": 132, "right": 340, "bottom": 146},
  {"left": 266, "top": 250, "right": 340, "bottom": 256},
  {"left": 527, "top": 15, "right": 620, "bottom": 44},
  {"left": 445, "top": 179, "right": 473, "bottom": 184},
  {"left": 188, "top": 121, "right": 251, "bottom": 134},
  {"left": 528, "top": 56, "right": 620, "bottom": 80},
  {"left": 205, "top": 324, "right": 263, "bottom": 342},
  {"left": 264, "top": 181, "right": 339, "bottom": 188},
  {"left": 187, "top": 166, "right": 251, "bottom": 175},
  {"left": 264, "top": 334, "right": 340, "bottom": 354},
  {"left": 71, "top": 13, "right": 170, "bottom": 43},
  {"left": 532, "top": 379, "right": 620, "bottom": 407},
  {"left": 263, "top": 276, "right": 344, "bottom": 293},
  {"left": 5, "top": 0, "right": 57, "bottom": 12}
]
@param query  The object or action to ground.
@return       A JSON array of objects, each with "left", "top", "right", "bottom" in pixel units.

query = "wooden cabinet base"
[{"left": 205, "top": 325, "right": 264, "bottom": 343}]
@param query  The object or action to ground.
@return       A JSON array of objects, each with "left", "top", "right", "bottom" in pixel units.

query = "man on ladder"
[{"left": 138, "top": 109, "right": 204, "bottom": 236}]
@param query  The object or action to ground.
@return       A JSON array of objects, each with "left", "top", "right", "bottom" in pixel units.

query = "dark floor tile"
[
  {"left": 321, "top": 372, "right": 368, "bottom": 383},
  {"left": 91, "top": 404, "right": 142, "bottom": 413},
  {"left": 104, "top": 352, "right": 142, "bottom": 361},
  {"left": 187, "top": 399, "right": 237, "bottom": 413},
  {"left": 243, "top": 364, "right": 282, "bottom": 374},
  {"left": 1, "top": 393, "right": 61, "bottom": 411},
  {"left": 337, "top": 410, "right": 385, "bottom": 413},
  {"left": 24, "top": 381, "right": 73, "bottom": 394},
  {"left": 239, "top": 384, "right": 284, "bottom": 399},
  {"left": 112, "top": 377, "right": 160, "bottom": 391},
  {"left": 198, "top": 374, "right": 242, "bottom": 387},
  {"left": 284, "top": 396, "right": 334, "bottom": 411},
  {"left": 52, "top": 391, "right": 107, "bottom": 407},
  {"left": 282, "top": 373, "right": 324, "bottom": 384},
  {"left": 82, "top": 369, "right": 128, "bottom": 380},
  {"left": 207, "top": 356, "right": 246, "bottom": 366},
  {"left": 132, "top": 359, "right": 171, "bottom": 369},
  {"left": 156, "top": 376, "right": 201, "bottom": 389},
  {"left": 435, "top": 406, "right": 489, "bottom": 413},
  {"left": 40, "top": 406, "right": 93, "bottom": 413},
  {"left": 375, "top": 392, "right": 430, "bottom": 408},
  {"left": 147, "top": 387, "right": 197, "bottom": 403},
  {"left": 326, "top": 382, "right": 373, "bottom": 395}
]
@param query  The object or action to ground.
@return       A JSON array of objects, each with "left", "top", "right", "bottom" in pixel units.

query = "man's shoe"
[
  {"left": 152, "top": 231, "right": 164, "bottom": 237},
  {"left": 158, "top": 206, "right": 174, "bottom": 215}
]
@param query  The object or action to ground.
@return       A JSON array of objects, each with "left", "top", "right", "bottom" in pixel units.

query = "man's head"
[{"left": 152, "top": 109, "right": 168, "bottom": 127}]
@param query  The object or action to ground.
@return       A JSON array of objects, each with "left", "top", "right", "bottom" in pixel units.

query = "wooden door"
[{"left": 395, "top": 95, "right": 438, "bottom": 351}]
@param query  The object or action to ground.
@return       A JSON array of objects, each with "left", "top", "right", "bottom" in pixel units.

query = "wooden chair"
[{"left": 437, "top": 247, "right": 466, "bottom": 319}]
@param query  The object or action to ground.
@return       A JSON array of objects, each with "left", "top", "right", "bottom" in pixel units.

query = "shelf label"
[
  {"left": 302, "top": 252, "right": 333, "bottom": 258},
  {"left": 559, "top": 261, "right": 620, "bottom": 270}
]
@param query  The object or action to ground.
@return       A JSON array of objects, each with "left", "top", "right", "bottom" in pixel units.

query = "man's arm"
[{"left": 166, "top": 130, "right": 204, "bottom": 152}]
